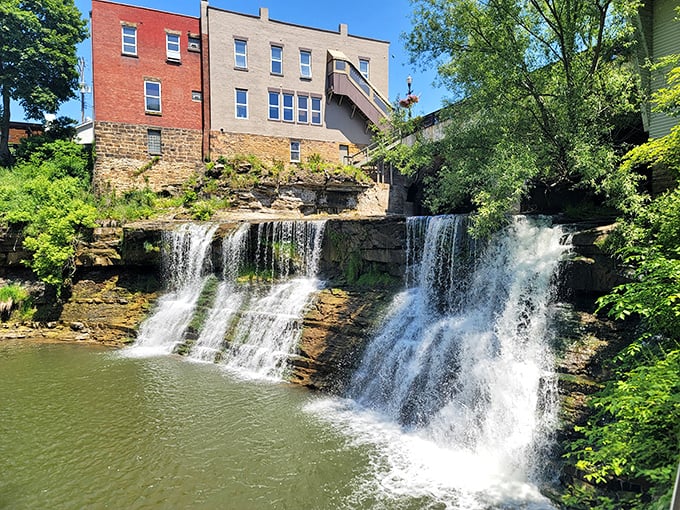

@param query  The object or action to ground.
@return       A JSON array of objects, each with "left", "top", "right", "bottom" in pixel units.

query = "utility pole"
[{"left": 77, "top": 57, "right": 91, "bottom": 124}]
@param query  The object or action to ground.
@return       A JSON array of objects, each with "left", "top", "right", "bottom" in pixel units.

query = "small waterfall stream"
[
  {"left": 220, "top": 220, "right": 326, "bottom": 379},
  {"left": 188, "top": 223, "right": 250, "bottom": 362},
  {"left": 131, "top": 223, "right": 218, "bottom": 355},
  {"left": 130, "top": 219, "right": 326, "bottom": 381}
]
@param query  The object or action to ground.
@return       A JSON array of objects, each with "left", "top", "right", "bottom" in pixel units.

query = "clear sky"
[{"left": 14, "top": 0, "right": 449, "bottom": 124}]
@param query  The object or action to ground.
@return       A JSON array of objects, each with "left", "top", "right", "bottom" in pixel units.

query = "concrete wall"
[{"left": 205, "top": 4, "right": 389, "bottom": 150}]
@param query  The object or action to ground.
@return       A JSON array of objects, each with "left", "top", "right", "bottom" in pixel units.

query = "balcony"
[{"left": 326, "top": 50, "right": 391, "bottom": 128}]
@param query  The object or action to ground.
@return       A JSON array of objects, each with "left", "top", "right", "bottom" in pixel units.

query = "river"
[{"left": 1, "top": 340, "right": 555, "bottom": 510}]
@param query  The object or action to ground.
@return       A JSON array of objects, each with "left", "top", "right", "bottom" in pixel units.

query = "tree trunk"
[{"left": 0, "top": 87, "right": 12, "bottom": 166}]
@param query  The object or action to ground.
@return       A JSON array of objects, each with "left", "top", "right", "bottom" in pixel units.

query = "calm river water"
[{"left": 1, "top": 341, "right": 554, "bottom": 510}]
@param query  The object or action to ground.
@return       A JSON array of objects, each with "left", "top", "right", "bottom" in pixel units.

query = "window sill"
[
  {"left": 270, "top": 72, "right": 284, "bottom": 77},
  {"left": 121, "top": 53, "right": 138, "bottom": 58},
  {"left": 145, "top": 111, "right": 163, "bottom": 116},
  {"left": 234, "top": 67, "right": 248, "bottom": 72},
  {"left": 166, "top": 58, "right": 182, "bottom": 65},
  {"left": 187, "top": 47, "right": 200, "bottom": 53},
  {"left": 299, "top": 76, "right": 312, "bottom": 81}
]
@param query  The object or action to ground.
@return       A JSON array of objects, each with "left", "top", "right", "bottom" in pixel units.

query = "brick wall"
[
  {"left": 209, "top": 131, "right": 363, "bottom": 165},
  {"left": 91, "top": 0, "right": 202, "bottom": 130},
  {"left": 93, "top": 121, "right": 202, "bottom": 193}
]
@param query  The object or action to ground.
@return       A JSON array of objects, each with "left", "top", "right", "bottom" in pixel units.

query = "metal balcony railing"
[{"left": 326, "top": 51, "right": 391, "bottom": 127}]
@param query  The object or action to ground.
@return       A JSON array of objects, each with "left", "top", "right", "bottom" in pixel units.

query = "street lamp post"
[{"left": 406, "top": 76, "right": 413, "bottom": 118}]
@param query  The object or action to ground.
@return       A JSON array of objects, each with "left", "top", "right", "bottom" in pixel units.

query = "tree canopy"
[
  {"left": 0, "top": 0, "right": 87, "bottom": 164},
  {"left": 404, "top": 0, "right": 642, "bottom": 234},
  {"left": 563, "top": 53, "right": 680, "bottom": 510}
]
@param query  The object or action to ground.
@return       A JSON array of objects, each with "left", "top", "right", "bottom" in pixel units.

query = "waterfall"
[
  {"left": 188, "top": 223, "right": 250, "bottom": 362},
  {"left": 331, "top": 215, "right": 570, "bottom": 507},
  {"left": 131, "top": 223, "right": 218, "bottom": 355},
  {"left": 220, "top": 220, "right": 326, "bottom": 379}
]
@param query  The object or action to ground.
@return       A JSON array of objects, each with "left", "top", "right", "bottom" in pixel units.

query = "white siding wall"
[{"left": 650, "top": 0, "right": 680, "bottom": 138}]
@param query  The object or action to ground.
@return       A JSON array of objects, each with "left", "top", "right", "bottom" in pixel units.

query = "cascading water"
[
  {"left": 220, "top": 220, "right": 326, "bottom": 379},
  {"left": 309, "top": 215, "right": 571, "bottom": 509},
  {"left": 131, "top": 223, "right": 218, "bottom": 355},
  {"left": 130, "top": 219, "right": 326, "bottom": 379},
  {"left": 188, "top": 223, "right": 250, "bottom": 362}
]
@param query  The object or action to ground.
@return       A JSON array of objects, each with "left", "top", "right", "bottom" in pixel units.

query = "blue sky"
[{"left": 14, "top": 0, "right": 448, "bottom": 123}]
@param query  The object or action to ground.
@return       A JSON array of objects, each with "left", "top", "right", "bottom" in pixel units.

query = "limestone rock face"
[
  {"left": 291, "top": 288, "right": 394, "bottom": 393},
  {"left": 560, "top": 224, "right": 628, "bottom": 300}
]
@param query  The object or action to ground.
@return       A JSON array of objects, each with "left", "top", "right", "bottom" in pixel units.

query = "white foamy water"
[
  {"left": 220, "top": 220, "right": 326, "bottom": 380},
  {"left": 307, "top": 215, "right": 570, "bottom": 509},
  {"left": 189, "top": 223, "right": 249, "bottom": 362},
  {"left": 128, "top": 223, "right": 218, "bottom": 357}
]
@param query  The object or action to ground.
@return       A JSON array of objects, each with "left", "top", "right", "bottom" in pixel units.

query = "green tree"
[
  {"left": 404, "top": 0, "right": 641, "bottom": 235},
  {"left": 565, "top": 56, "right": 680, "bottom": 510},
  {"left": 0, "top": 0, "right": 87, "bottom": 164},
  {"left": 0, "top": 139, "right": 96, "bottom": 291}
]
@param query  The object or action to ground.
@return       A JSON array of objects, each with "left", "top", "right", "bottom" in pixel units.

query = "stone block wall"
[
  {"left": 209, "top": 131, "right": 363, "bottom": 166},
  {"left": 93, "top": 121, "right": 203, "bottom": 193}
]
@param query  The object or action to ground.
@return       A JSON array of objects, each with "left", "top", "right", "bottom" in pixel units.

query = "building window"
[
  {"left": 283, "top": 93, "right": 294, "bottom": 122},
  {"left": 299, "top": 50, "right": 312, "bottom": 78},
  {"left": 268, "top": 91, "right": 280, "bottom": 120},
  {"left": 311, "top": 96, "right": 322, "bottom": 125},
  {"left": 191, "top": 90, "right": 202, "bottom": 101},
  {"left": 166, "top": 32, "right": 180, "bottom": 61},
  {"left": 148, "top": 129, "right": 161, "bottom": 155},
  {"left": 290, "top": 141, "right": 300, "bottom": 163},
  {"left": 359, "top": 58, "right": 370, "bottom": 80},
  {"left": 235, "top": 88, "right": 248, "bottom": 118},
  {"left": 234, "top": 39, "right": 247, "bottom": 69},
  {"left": 122, "top": 25, "right": 137, "bottom": 56},
  {"left": 145, "top": 81, "right": 161, "bottom": 113},
  {"left": 297, "top": 95, "right": 308, "bottom": 123},
  {"left": 188, "top": 35, "right": 201, "bottom": 52},
  {"left": 271, "top": 45, "right": 283, "bottom": 75},
  {"left": 339, "top": 144, "right": 349, "bottom": 163}
]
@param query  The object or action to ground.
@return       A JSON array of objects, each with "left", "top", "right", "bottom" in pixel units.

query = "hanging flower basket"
[{"left": 399, "top": 94, "right": 420, "bottom": 108}]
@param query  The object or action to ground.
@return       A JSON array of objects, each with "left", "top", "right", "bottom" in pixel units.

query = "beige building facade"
[{"left": 202, "top": 2, "right": 390, "bottom": 165}]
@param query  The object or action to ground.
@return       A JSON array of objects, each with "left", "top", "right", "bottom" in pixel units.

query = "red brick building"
[
  {"left": 91, "top": 0, "right": 203, "bottom": 192},
  {"left": 5, "top": 122, "right": 43, "bottom": 147}
]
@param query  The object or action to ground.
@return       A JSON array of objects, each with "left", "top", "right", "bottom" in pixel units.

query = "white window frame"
[
  {"left": 299, "top": 50, "right": 311, "bottom": 78},
  {"left": 234, "top": 39, "right": 248, "bottom": 69},
  {"left": 271, "top": 45, "right": 283, "bottom": 75},
  {"left": 122, "top": 25, "right": 137, "bottom": 56},
  {"left": 144, "top": 80, "right": 161, "bottom": 113},
  {"left": 282, "top": 93, "right": 294, "bottom": 122},
  {"left": 359, "top": 58, "right": 370, "bottom": 80},
  {"left": 166, "top": 32, "right": 180, "bottom": 61},
  {"left": 297, "top": 94, "right": 309, "bottom": 124},
  {"left": 290, "top": 140, "right": 301, "bottom": 163},
  {"left": 268, "top": 91, "right": 280, "bottom": 120},
  {"left": 235, "top": 88, "right": 248, "bottom": 119},
  {"left": 311, "top": 96, "right": 322, "bottom": 125},
  {"left": 148, "top": 129, "right": 161, "bottom": 155}
]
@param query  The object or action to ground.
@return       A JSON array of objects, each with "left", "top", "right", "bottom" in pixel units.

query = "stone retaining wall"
[
  {"left": 209, "top": 131, "right": 363, "bottom": 165},
  {"left": 93, "top": 121, "right": 203, "bottom": 193}
]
